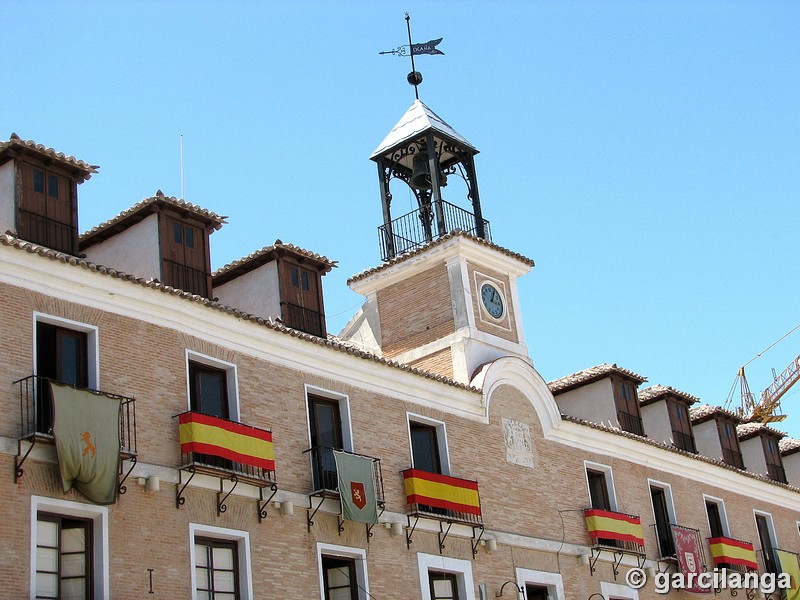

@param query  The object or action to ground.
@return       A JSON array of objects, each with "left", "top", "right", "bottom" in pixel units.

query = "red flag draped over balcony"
[
  {"left": 178, "top": 411, "right": 274, "bottom": 471},
  {"left": 402, "top": 469, "right": 481, "bottom": 517},
  {"left": 708, "top": 536, "right": 758, "bottom": 571},
  {"left": 584, "top": 508, "right": 645, "bottom": 547}
]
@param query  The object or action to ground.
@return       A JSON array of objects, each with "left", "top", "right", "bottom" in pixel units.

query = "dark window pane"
[
  {"left": 706, "top": 501, "right": 724, "bottom": 538},
  {"left": 185, "top": 226, "right": 195, "bottom": 249},
  {"left": 526, "top": 586, "right": 549, "bottom": 600},
  {"left": 189, "top": 363, "right": 228, "bottom": 419},
  {"left": 651, "top": 487, "right": 675, "bottom": 557},
  {"left": 411, "top": 423, "right": 441, "bottom": 474},
  {"left": 174, "top": 222, "right": 183, "bottom": 244},
  {"left": 322, "top": 556, "right": 357, "bottom": 600},
  {"left": 48, "top": 175, "right": 59, "bottom": 199},
  {"left": 34, "top": 169, "right": 45, "bottom": 193},
  {"left": 301, "top": 270, "right": 309, "bottom": 290},
  {"left": 291, "top": 266, "right": 299, "bottom": 287},
  {"left": 587, "top": 469, "right": 611, "bottom": 510}
]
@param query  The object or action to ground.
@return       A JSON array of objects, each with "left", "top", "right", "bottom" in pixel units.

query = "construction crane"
[{"left": 729, "top": 325, "right": 800, "bottom": 423}]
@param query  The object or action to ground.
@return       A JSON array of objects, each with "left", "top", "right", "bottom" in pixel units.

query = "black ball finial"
[{"left": 407, "top": 71, "right": 423, "bottom": 86}]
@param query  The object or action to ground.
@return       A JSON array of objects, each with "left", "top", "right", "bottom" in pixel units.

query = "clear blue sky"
[{"left": 5, "top": 2, "right": 800, "bottom": 435}]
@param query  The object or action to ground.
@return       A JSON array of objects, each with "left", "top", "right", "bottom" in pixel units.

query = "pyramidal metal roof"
[{"left": 370, "top": 100, "right": 477, "bottom": 160}]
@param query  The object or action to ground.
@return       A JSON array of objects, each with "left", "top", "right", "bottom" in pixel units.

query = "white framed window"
[
  {"left": 600, "top": 580, "right": 639, "bottom": 600},
  {"left": 316, "top": 542, "right": 369, "bottom": 600},
  {"left": 185, "top": 350, "right": 239, "bottom": 422},
  {"left": 584, "top": 461, "right": 617, "bottom": 511},
  {"left": 305, "top": 385, "right": 353, "bottom": 492},
  {"left": 33, "top": 313, "right": 100, "bottom": 388},
  {"left": 30, "top": 495, "right": 109, "bottom": 600},
  {"left": 189, "top": 523, "right": 252, "bottom": 600},
  {"left": 417, "top": 553, "right": 475, "bottom": 600},
  {"left": 407, "top": 412, "right": 451, "bottom": 476},
  {"left": 754, "top": 510, "right": 779, "bottom": 574},
  {"left": 515, "top": 568, "right": 565, "bottom": 600},
  {"left": 703, "top": 495, "right": 730, "bottom": 538},
  {"left": 648, "top": 480, "right": 676, "bottom": 558}
]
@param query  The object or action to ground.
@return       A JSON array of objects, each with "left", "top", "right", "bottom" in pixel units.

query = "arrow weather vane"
[{"left": 379, "top": 12, "right": 444, "bottom": 100}]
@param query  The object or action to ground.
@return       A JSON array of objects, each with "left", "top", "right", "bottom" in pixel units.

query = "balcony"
[
  {"left": 15, "top": 375, "right": 137, "bottom": 456},
  {"left": 708, "top": 536, "right": 758, "bottom": 572},
  {"left": 767, "top": 462, "right": 787, "bottom": 484},
  {"left": 584, "top": 508, "right": 645, "bottom": 555},
  {"left": 162, "top": 259, "right": 209, "bottom": 297},
  {"left": 378, "top": 201, "right": 491, "bottom": 261},
  {"left": 18, "top": 209, "right": 77, "bottom": 255},
  {"left": 402, "top": 468, "right": 482, "bottom": 526},
  {"left": 280, "top": 301, "right": 325, "bottom": 338},
  {"left": 305, "top": 446, "right": 385, "bottom": 500},
  {"left": 618, "top": 411, "right": 645, "bottom": 437},
  {"left": 722, "top": 448, "right": 745, "bottom": 470},
  {"left": 672, "top": 430, "right": 698, "bottom": 454}
]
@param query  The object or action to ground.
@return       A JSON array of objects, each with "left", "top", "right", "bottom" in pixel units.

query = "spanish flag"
[
  {"left": 708, "top": 537, "right": 758, "bottom": 570},
  {"left": 178, "top": 412, "right": 274, "bottom": 471},
  {"left": 777, "top": 550, "right": 800, "bottom": 600},
  {"left": 403, "top": 469, "right": 481, "bottom": 516},
  {"left": 584, "top": 509, "right": 645, "bottom": 546}
]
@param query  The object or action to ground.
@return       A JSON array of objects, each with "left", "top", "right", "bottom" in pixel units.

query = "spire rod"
[{"left": 405, "top": 12, "right": 420, "bottom": 100}]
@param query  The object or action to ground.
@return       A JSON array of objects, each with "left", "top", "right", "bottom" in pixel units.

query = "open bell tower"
[{"left": 370, "top": 100, "right": 490, "bottom": 261}]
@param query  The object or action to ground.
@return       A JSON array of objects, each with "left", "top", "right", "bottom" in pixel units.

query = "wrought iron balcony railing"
[
  {"left": 304, "top": 446, "right": 385, "bottom": 502},
  {"left": 722, "top": 448, "right": 745, "bottom": 470},
  {"left": 584, "top": 508, "right": 646, "bottom": 555},
  {"left": 162, "top": 259, "right": 209, "bottom": 297},
  {"left": 708, "top": 536, "right": 759, "bottom": 572},
  {"left": 402, "top": 468, "right": 483, "bottom": 526},
  {"left": 378, "top": 200, "right": 492, "bottom": 261},
  {"left": 618, "top": 411, "right": 645, "bottom": 437},
  {"left": 18, "top": 209, "right": 77, "bottom": 255},
  {"left": 767, "top": 463, "right": 787, "bottom": 484},
  {"left": 280, "top": 301, "right": 325, "bottom": 338},
  {"left": 672, "top": 430, "right": 698, "bottom": 454},
  {"left": 15, "top": 375, "right": 137, "bottom": 457}
]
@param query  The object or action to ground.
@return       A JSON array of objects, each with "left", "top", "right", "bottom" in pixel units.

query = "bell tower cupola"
[{"left": 370, "top": 101, "right": 490, "bottom": 261}]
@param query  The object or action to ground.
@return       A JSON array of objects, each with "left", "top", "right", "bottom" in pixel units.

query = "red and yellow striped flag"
[
  {"left": 403, "top": 469, "right": 481, "bottom": 516},
  {"left": 584, "top": 509, "right": 645, "bottom": 546},
  {"left": 178, "top": 412, "right": 274, "bottom": 471},
  {"left": 708, "top": 537, "right": 758, "bottom": 570}
]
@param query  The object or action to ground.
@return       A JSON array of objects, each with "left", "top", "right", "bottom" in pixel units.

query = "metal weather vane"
[{"left": 379, "top": 13, "right": 444, "bottom": 99}]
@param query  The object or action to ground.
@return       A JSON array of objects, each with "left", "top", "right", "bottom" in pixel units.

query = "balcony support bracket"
[
  {"left": 217, "top": 475, "right": 238, "bottom": 516},
  {"left": 307, "top": 493, "right": 326, "bottom": 532},
  {"left": 405, "top": 514, "right": 420, "bottom": 550},
  {"left": 257, "top": 483, "right": 278, "bottom": 523},
  {"left": 438, "top": 520, "right": 455, "bottom": 554},
  {"left": 338, "top": 516, "right": 346, "bottom": 535},
  {"left": 470, "top": 525, "right": 485, "bottom": 558},
  {"left": 14, "top": 437, "right": 36, "bottom": 483},
  {"left": 118, "top": 455, "right": 137, "bottom": 495},
  {"left": 365, "top": 502, "right": 386, "bottom": 541},
  {"left": 176, "top": 467, "right": 196, "bottom": 509}
]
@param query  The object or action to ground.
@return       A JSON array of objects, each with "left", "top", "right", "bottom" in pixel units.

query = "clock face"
[{"left": 480, "top": 283, "right": 504, "bottom": 319}]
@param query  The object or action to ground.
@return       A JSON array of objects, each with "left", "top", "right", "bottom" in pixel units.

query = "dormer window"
[
  {"left": 763, "top": 436, "right": 787, "bottom": 483},
  {"left": 19, "top": 161, "right": 78, "bottom": 255},
  {"left": 161, "top": 215, "right": 209, "bottom": 297},
  {"left": 668, "top": 399, "right": 697, "bottom": 453},
  {"left": 279, "top": 258, "right": 325, "bottom": 337},
  {"left": 718, "top": 419, "right": 744, "bottom": 469},
  {"left": 614, "top": 379, "right": 644, "bottom": 436}
]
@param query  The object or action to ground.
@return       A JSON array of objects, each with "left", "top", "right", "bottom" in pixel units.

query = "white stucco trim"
[
  {"left": 185, "top": 350, "right": 240, "bottom": 422},
  {"left": 515, "top": 568, "right": 566, "bottom": 599},
  {"left": 33, "top": 312, "right": 100, "bottom": 389},
  {"left": 189, "top": 523, "right": 253, "bottom": 600},
  {"left": 416, "top": 552, "right": 475, "bottom": 600},
  {"left": 600, "top": 580, "right": 640, "bottom": 599},
  {"left": 316, "top": 542, "right": 369, "bottom": 600},
  {"left": 406, "top": 412, "right": 451, "bottom": 476}
]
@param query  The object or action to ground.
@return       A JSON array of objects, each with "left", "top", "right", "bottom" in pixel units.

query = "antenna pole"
[
  {"left": 180, "top": 134, "right": 185, "bottom": 199},
  {"left": 405, "top": 13, "right": 419, "bottom": 100}
]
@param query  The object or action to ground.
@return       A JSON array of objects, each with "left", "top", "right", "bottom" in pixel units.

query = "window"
[
  {"left": 649, "top": 482, "right": 676, "bottom": 558},
  {"left": 408, "top": 414, "right": 450, "bottom": 475},
  {"left": 614, "top": 379, "right": 644, "bottom": 436},
  {"left": 718, "top": 420, "right": 744, "bottom": 469},
  {"left": 18, "top": 161, "right": 77, "bottom": 254},
  {"left": 306, "top": 388, "right": 352, "bottom": 492},
  {"left": 704, "top": 496, "right": 729, "bottom": 538},
  {"left": 36, "top": 515, "right": 92, "bottom": 599},
  {"left": 755, "top": 512, "right": 778, "bottom": 575},
  {"left": 515, "top": 569, "right": 565, "bottom": 600},
  {"left": 280, "top": 260, "right": 325, "bottom": 337},
  {"left": 585, "top": 463, "right": 616, "bottom": 511},
  {"left": 762, "top": 436, "right": 786, "bottom": 483},
  {"left": 30, "top": 496, "right": 108, "bottom": 600},
  {"left": 161, "top": 216, "right": 208, "bottom": 297},
  {"left": 416, "top": 554, "right": 474, "bottom": 600},
  {"left": 600, "top": 581, "right": 639, "bottom": 600},
  {"left": 190, "top": 524, "right": 252, "bottom": 600},
  {"left": 429, "top": 572, "right": 459, "bottom": 600},
  {"left": 668, "top": 400, "right": 697, "bottom": 453},
  {"left": 194, "top": 538, "right": 238, "bottom": 600},
  {"left": 316, "top": 543, "right": 368, "bottom": 600},
  {"left": 33, "top": 315, "right": 98, "bottom": 435},
  {"left": 186, "top": 352, "right": 238, "bottom": 420}
]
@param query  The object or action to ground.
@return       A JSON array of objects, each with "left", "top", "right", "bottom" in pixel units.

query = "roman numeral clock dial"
[{"left": 480, "top": 283, "right": 504, "bottom": 319}]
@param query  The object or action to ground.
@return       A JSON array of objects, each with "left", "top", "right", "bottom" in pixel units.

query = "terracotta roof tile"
[
  {"left": 639, "top": 384, "right": 699, "bottom": 406},
  {"left": 737, "top": 421, "right": 786, "bottom": 441},
  {"left": 80, "top": 191, "right": 227, "bottom": 249},
  {"left": 779, "top": 437, "right": 800, "bottom": 456},
  {"left": 0, "top": 133, "right": 98, "bottom": 182},
  {"left": 689, "top": 404, "right": 743, "bottom": 425},
  {"left": 548, "top": 363, "right": 647, "bottom": 394},
  {"left": 1, "top": 233, "right": 478, "bottom": 394},
  {"left": 213, "top": 240, "right": 337, "bottom": 285}
]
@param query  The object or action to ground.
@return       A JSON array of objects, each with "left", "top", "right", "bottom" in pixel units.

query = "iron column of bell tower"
[{"left": 370, "top": 100, "right": 489, "bottom": 261}]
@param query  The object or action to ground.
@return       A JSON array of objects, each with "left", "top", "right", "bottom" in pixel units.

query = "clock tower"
[{"left": 339, "top": 100, "right": 534, "bottom": 384}]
